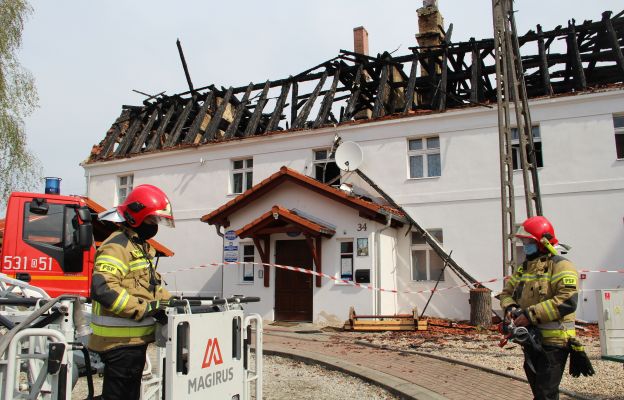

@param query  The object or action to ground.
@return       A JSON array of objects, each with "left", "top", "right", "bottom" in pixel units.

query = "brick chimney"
[{"left": 353, "top": 26, "right": 369, "bottom": 55}]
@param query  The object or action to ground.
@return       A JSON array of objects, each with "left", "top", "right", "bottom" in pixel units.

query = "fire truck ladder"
[{"left": 492, "top": 0, "right": 543, "bottom": 277}]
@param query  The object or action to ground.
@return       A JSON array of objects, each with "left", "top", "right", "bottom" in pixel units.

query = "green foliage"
[{"left": 0, "top": 0, "right": 40, "bottom": 206}]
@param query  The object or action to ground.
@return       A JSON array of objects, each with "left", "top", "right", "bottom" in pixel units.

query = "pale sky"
[{"left": 17, "top": 0, "right": 623, "bottom": 201}]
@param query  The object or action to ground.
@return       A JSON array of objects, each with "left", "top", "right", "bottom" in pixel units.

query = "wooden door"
[{"left": 274, "top": 240, "right": 313, "bottom": 321}]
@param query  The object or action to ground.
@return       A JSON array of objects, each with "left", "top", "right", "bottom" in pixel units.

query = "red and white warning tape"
[
  {"left": 578, "top": 269, "right": 624, "bottom": 273},
  {"left": 160, "top": 261, "right": 623, "bottom": 296}
]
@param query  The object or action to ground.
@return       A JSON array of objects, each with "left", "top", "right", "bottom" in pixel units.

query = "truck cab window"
[
  {"left": 23, "top": 203, "right": 65, "bottom": 247},
  {"left": 22, "top": 202, "right": 83, "bottom": 273}
]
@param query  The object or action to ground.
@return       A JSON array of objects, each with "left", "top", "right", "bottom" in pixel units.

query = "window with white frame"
[
  {"left": 231, "top": 158, "right": 253, "bottom": 194},
  {"left": 511, "top": 126, "right": 543, "bottom": 170},
  {"left": 411, "top": 229, "right": 445, "bottom": 281},
  {"left": 408, "top": 137, "right": 441, "bottom": 178},
  {"left": 241, "top": 244, "right": 255, "bottom": 282},
  {"left": 614, "top": 115, "right": 624, "bottom": 159},
  {"left": 313, "top": 149, "right": 341, "bottom": 185},
  {"left": 339, "top": 240, "right": 354, "bottom": 280},
  {"left": 117, "top": 174, "right": 134, "bottom": 205}
]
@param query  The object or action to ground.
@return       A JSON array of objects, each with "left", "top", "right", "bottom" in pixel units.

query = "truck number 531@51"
[{"left": 3, "top": 255, "right": 54, "bottom": 271}]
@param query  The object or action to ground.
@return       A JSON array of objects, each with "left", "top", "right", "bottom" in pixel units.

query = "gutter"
[
  {"left": 84, "top": 170, "right": 91, "bottom": 198},
  {"left": 215, "top": 224, "right": 225, "bottom": 297}
]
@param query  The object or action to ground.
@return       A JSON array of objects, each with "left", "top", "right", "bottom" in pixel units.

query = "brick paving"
[{"left": 263, "top": 327, "right": 575, "bottom": 400}]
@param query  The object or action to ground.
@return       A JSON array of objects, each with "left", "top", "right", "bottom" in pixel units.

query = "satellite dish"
[{"left": 335, "top": 141, "right": 363, "bottom": 172}]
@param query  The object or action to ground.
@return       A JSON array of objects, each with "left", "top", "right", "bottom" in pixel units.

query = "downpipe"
[
  {"left": 374, "top": 215, "right": 393, "bottom": 315},
  {"left": 215, "top": 224, "right": 225, "bottom": 298}
]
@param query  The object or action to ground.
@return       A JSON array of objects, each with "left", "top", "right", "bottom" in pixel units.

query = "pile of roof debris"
[{"left": 354, "top": 317, "right": 599, "bottom": 341}]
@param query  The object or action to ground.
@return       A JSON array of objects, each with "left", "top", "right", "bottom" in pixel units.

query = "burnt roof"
[{"left": 87, "top": 10, "right": 624, "bottom": 163}]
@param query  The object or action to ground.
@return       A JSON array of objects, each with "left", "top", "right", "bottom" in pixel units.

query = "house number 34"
[{"left": 357, "top": 223, "right": 367, "bottom": 231}]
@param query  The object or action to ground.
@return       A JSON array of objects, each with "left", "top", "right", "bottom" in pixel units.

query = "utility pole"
[{"left": 492, "top": 0, "right": 543, "bottom": 276}]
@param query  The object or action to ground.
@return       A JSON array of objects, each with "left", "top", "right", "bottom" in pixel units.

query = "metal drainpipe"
[
  {"left": 374, "top": 215, "right": 393, "bottom": 315},
  {"left": 215, "top": 224, "right": 225, "bottom": 298},
  {"left": 84, "top": 171, "right": 91, "bottom": 197}
]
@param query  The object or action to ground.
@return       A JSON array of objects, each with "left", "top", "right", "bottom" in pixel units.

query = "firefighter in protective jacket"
[
  {"left": 499, "top": 216, "right": 578, "bottom": 400},
  {"left": 88, "top": 184, "right": 174, "bottom": 400}
]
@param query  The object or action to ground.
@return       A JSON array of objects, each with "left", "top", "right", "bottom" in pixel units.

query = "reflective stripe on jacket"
[
  {"left": 499, "top": 255, "right": 578, "bottom": 347},
  {"left": 88, "top": 228, "right": 170, "bottom": 353}
]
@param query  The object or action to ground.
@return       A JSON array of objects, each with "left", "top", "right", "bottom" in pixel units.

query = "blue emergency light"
[{"left": 44, "top": 177, "right": 62, "bottom": 195}]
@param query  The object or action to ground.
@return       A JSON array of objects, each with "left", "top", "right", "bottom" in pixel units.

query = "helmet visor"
[
  {"left": 98, "top": 208, "right": 125, "bottom": 223},
  {"left": 144, "top": 215, "right": 175, "bottom": 228},
  {"left": 514, "top": 225, "right": 536, "bottom": 241}
]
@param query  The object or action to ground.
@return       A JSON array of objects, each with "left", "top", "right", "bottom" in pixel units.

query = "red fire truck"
[{"left": 0, "top": 191, "right": 172, "bottom": 298}]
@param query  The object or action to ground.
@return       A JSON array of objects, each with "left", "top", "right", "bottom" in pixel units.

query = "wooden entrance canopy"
[
  {"left": 236, "top": 205, "right": 335, "bottom": 239},
  {"left": 236, "top": 205, "right": 334, "bottom": 287}
]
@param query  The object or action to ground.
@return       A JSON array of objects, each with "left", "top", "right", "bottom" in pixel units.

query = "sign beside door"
[{"left": 224, "top": 230, "right": 239, "bottom": 262}]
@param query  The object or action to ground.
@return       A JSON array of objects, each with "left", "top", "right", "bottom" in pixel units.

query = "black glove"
[
  {"left": 568, "top": 338, "right": 595, "bottom": 378},
  {"left": 144, "top": 300, "right": 168, "bottom": 324}
]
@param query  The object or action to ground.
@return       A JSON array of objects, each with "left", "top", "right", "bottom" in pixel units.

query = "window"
[
  {"left": 241, "top": 244, "right": 255, "bottom": 282},
  {"left": 23, "top": 203, "right": 67, "bottom": 248},
  {"left": 408, "top": 137, "right": 441, "bottom": 178},
  {"left": 117, "top": 174, "right": 134, "bottom": 204},
  {"left": 313, "top": 149, "right": 341, "bottom": 185},
  {"left": 411, "top": 229, "right": 445, "bottom": 281},
  {"left": 231, "top": 158, "right": 253, "bottom": 194},
  {"left": 614, "top": 115, "right": 624, "bottom": 159},
  {"left": 511, "top": 126, "right": 543, "bottom": 170},
  {"left": 339, "top": 241, "right": 354, "bottom": 280},
  {"left": 22, "top": 202, "right": 83, "bottom": 273}
]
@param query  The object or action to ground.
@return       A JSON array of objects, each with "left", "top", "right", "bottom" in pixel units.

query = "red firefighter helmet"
[
  {"left": 117, "top": 184, "right": 174, "bottom": 228},
  {"left": 515, "top": 216, "right": 558, "bottom": 249}
]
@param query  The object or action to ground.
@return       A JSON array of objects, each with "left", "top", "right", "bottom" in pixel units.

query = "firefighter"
[
  {"left": 89, "top": 184, "right": 174, "bottom": 400},
  {"left": 499, "top": 216, "right": 578, "bottom": 400}
]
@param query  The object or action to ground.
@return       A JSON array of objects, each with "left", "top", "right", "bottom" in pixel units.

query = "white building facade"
[{"left": 83, "top": 88, "right": 624, "bottom": 323}]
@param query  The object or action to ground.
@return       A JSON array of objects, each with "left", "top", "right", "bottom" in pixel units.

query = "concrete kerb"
[
  {"left": 263, "top": 346, "right": 447, "bottom": 400},
  {"left": 354, "top": 340, "right": 593, "bottom": 400}
]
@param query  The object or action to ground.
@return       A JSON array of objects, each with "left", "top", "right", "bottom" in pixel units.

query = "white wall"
[{"left": 84, "top": 88, "right": 624, "bottom": 322}]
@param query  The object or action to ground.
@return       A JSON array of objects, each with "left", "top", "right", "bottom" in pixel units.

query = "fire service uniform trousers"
[
  {"left": 523, "top": 345, "right": 570, "bottom": 400},
  {"left": 100, "top": 344, "right": 148, "bottom": 400}
]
